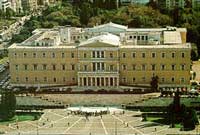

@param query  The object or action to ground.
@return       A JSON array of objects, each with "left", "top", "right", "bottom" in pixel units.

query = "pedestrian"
[
  {"left": 155, "top": 128, "right": 157, "bottom": 132},
  {"left": 123, "top": 110, "right": 125, "bottom": 114},
  {"left": 100, "top": 115, "right": 102, "bottom": 119},
  {"left": 68, "top": 122, "right": 70, "bottom": 126}
]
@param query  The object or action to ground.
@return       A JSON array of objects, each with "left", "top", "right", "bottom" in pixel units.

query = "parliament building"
[{"left": 8, "top": 22, "right": 191, "bottom": 88}]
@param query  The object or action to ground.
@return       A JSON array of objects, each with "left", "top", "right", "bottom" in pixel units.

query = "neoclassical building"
[{"left": 8, "top": 22, "right": 191, "bottom": 88}]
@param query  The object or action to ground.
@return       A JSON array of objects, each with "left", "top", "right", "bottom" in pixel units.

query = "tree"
[
  {"left": 80, "top": 2, "right": 92, "bottom": 26},
  {"left": 150, "top": 75, "right": 159, "bottom": 92},
  {"left": 0, "top": 90, "right": 16, "bottom": 121},
  {"left": 5, "top": 8, "right": 15, "bottom": 19},
  {"left": 147, "top": 0, "right": 158, "bottom": 9}
]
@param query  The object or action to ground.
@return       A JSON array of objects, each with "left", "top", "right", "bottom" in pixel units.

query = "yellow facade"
[{"left": 8, "top": 23, "right": 191, "bottom": 88}]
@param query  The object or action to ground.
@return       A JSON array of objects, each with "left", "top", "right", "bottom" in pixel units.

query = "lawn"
[
  {"left": 147, "top": 117, "right": 182, "bottom": 128},
  {"left": 0, "top": 113, "right": 41, "bottom": 125},
  {"left": 135, "top": 97, "right": 200, "bottom": 107},
  {"left": 0, "top": 57, "right": 8, "bottom": 65}
]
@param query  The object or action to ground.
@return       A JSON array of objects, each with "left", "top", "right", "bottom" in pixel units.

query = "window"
[
  {"left": 102, "top": 63, "right": 105, "bottom": 70},
  {"left": 15, "top": 65, "right": 19, "bottom": 70},
  {"left": 52, "top": 65, "right": 56, "bottom": 70},
  {"left": 84, "top": 53, "right": 87, "bottom": 58},
  {"left": 181, "top": 64, "right": 185, "bottom": 70},
  {"left": 92, "top": 51, "right": 95, "bottom": 58},
  {"left": 142, "top": 36, "right": 145, "bottom": 40},
  {"left": 43, "top": 53, "right": 46, "bottom": 58},
  {"left": 52, "top": 53, "right": 55, "bottom": 58},
  {"left": 84, "top": 65, "right": 87, "bottom": 71},
  {"left": 122, "top": 64, "right": 127, "bottom": 70},
  {"left": 97, "top": 51, "right": 100, "bottom": 58},
  {"left": 133, "top": 77, "right": 136, "bottom": 82},
  {"left": 110, "top": 53, "right": 113, "bottom": 58},
  {"left": 33, "top": 53, "right": 36, "bottom": 58},
  {"left": 142, "top": 64, "right": 146, "bottom": 70},
  {"left": 53, "top": 78, "right": 56, "bottom": 82},
  {"left": 63, "top": 77, "right": 66, "bottom": 82},
  {"left": 101, "top": 51, "right": 104, "bottom": 58},
  {"left": 23, "top": 53, "right": 27, "bottom": 58},
  {"left": 71, "top": 52, "right": 74, "bottom": 58},
  {"left": 62, "top": 53, "right": 65, "bottom": 58},
  {"left": 33, "top": 64, "right": 38, "bottom": 70},
  {"left": 145, "top": 36, "right": 148, "bottom": 40},
  {"left": 137, "top": 36, "right": 140, "bottom": 40},
  {"left": 122, "top": 53, "right": 126, "bottom": 58},
  {"left": 25, "top": 77, "right": 28, "bottom": 82},
  {"left": 161, "top": 78, "right": 165, "bottom": 83},
  {"left": 151, "top": 64, "right": 156, "bottom": 71},
  {"left": 16, "top": 77, "right": 19, "bottom": 82},
  {"left": 182, "top": 53, "right": 185, "bottom": 58},
  {"left": 122, "top": 78, "right": 126, "bottom": 83},
  {"left": 152, "top": 53, "right": 156, "bottom": 58},
  {"left": 172, "top": 52, "right": 175, "bottom": 58},
  {"left": 132, "top": 64, "right": 136, "bottom": 70},
  {"left": 132, "top": 52, "right": 136, "bottom": 58},
  {"left": 172, "top": 64, "right": 175, "bottom": 70},
  {"left": 171, "top": 77, "right": 175, "bottom": 82},
  {"left": 161, "top": 64, "right": 165, "bottom": 70},
  {"left": 14, "top": 53, "right": 17, "bottom": 57},
  {"left": 142, "top": 77, "right": 146, "bottom": 82},
  {"left": 44, "top": 77, "right": 47, "bottom": 82},
  {"left": 62, "top": 64, "right": 65, "bottom": 70},
  {"left": 35, "top": 77, "right": 38, "bottom": 82},
  {"left": 71, "top": 64, "right": 75, "bottom": 70},
  {"left": 180, "top": 78, "right": 185, "bottom": 83},
  {"left": 142, "top": 53, "right": 145, "bottom": 58},
  {"left": 24, "top": 64, "right": 28, "bottom": 70},
  {"left": 97, "top": 63, "right": 100, "bottom": 70},
  {"left": 162, "top": 53, "right": 165, "bottom": 58},
  {"left": 110, "top": 65, "right": 114, "bottom": 71},
  {"left": 43, "top": 64, "right": 47, "bottom": 70}
]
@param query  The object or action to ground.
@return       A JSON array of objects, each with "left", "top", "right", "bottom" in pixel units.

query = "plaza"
[{"left": 0, "top": 108, "right": 198, "bottom": 135}]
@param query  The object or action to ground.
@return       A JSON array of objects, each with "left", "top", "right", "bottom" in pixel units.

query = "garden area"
[
  {"left": 0, "top": 112, "right": 41, "bottom": 125},
  {"left": 127, "top": 92, "right": 200, "bottom": 131},
  {"left": 16, "top": 96, "right": 66, "bottom": 110},
  {"left": 0, "top": 19, "right": 16, "bottom": 31}
]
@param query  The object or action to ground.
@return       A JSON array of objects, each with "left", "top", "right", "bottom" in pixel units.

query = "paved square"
[{"left": 1, "top": 109, "right": 198, "bottom": 135}]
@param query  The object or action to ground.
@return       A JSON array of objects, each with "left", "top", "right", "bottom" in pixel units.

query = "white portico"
[{"left": 77, "top": 33, "right": 120, "bottom": 87}]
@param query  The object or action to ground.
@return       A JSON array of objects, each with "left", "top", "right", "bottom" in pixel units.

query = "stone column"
[
  {"left": 91, "top": 77, "right": 93, "bottom": 86},
  {"left": 104, "top": 77, "right": 106, "bottom": 87},
  {"left": 95, "top": 77, "right": 97, "bottom": 87},
  {"left": 78, "top": 77, "right": 80, "bottom": 86},
  {"left": 113, "top": 77, "right": 115, "bottom": 87},
  {"left": 108, "top": 77, "right": 110, "bottom": 87},
  {"left": 117, "top": 77, "right": 119, "bottom": 87},
  {"left": 99, "top": 77, "right": 102, "bottom": 87},
  {"left": 80, "top": 77, "right": 83, "bottom": 86}
]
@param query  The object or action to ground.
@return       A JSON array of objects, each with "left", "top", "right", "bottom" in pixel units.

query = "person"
[
  {"left": 100, "top": 115, "right": 102, "bottom": 119},
  {"left": 68, "top": 122, "right": 70, "bottom": 126},
  {"left": 155, "top": 128, "right": 157, "bottom": 132}
]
